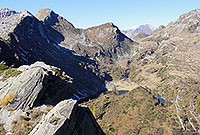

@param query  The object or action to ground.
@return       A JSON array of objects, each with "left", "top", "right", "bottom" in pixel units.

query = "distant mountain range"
[{"left": 121, "top": 24, "right": 157, "bottom": 39}]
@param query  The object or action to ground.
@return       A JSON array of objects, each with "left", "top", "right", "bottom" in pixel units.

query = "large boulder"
[
  {"left": 0, "top": 62, "right": 74, "bottom": 110},
  {"left": 29, "top": 99, "right": 77, "bottom": 135},
  {"left": 29, "top": 99, "right": 104, "bottom": 135},
  {"left": 0, "top": 99, "right": 104, "bottom": 135}
]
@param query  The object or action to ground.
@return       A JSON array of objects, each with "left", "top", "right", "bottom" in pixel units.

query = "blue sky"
[{"left": 1, "top": 0, "right": 199, "bottom": 29}]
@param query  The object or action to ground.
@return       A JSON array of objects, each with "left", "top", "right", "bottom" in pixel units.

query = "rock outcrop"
[
  {"left": 0, "top": 61, "right": 104, "bottom": 135},
  {"left": 29, "top": 99, "right": 104, "bottom": 135},
  {"left": 0, "top": 99, "right": 104, "bottom": 135},
  {"left": 0, "top": 62, "right": 75, "bottom": 110}
]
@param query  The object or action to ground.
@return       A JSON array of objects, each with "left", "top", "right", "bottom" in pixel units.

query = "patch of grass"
[
  {"left": 109, "top": 127, "right": 115, "bottom": 132},
  {"left": 44, "top": 105, "right": 54, "bottom": 114},
  {"left": 5, "top": 107, "right": 15, "bottom": 111},
  {"left": 12, "top": 108, "right": 44, "bottom": 135},
  {"left": 49, "top": 116, "right": 60, "bottom": 125},
  {"left": 29, "top": 108, "right": 42, "bottom": 119},
  {"left": 0, "top": 92, "right": 16, "bottom": 106},
  {"left": 6, "top": 69, "right": 21, "bottom": 77},
  {"left": 83, "top": 86, "right": 185, "bottom": 134},
  {"left": 0, "top": 64, "right": 9, "bottom": 77},
  {"left": 0, "top": 124, "right": 6, "bottom": 135},
  {"left": 12, "top": 118, "right": 34, "bottom": 135},
  {"left": 131, "top": 102, "right": 137, "bottom": 109},
  {"left": 0, "top": 64, "right": 9, "bottom": 71},
  {"left": 195, "top": 99, "right": 200, "bottom": 113},
  {"left": 0, "top": 68, "right": 21, "bottom": 81},
  {"left": 160, "top": 57, "right": 168, "bottom": 64},
  {"left": 122, "top": 110, "right": 128, "bottom": 114},
  {"left": 157, "top": 66, "right": 167, "bottom": 77}
]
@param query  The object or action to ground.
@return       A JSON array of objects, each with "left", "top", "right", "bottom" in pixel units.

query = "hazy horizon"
[{"left": 1, "top": 0, "right": 200, "bottom": 30}]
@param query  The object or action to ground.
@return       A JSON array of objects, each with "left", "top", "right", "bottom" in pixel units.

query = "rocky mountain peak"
[
  {"left": 122, "top": 24, "right": 156, "bottom": 39},
  {"left": 36, "top": 8, "right": 58, "bottom": 23},
  {"left": 158, "top": 25, "right": 166, "bottom": 29},
  {"left": 175, "top": 9, "right": 200, "bottom": 24},
  {"left": 86, "top": 22, "right": 118, "bottom": 32},
  {"left": 0, "top": 9, "right": 33, "bottom": 40},
  {"left": 99, "top": 22, "right": 115, "bottom": 27},
  {"left": 167, "top": 9, "right": 200, "bottom": 34},
  {"left": 136, "top": 24, "right": 156, "bottom": 34},
  {"left": 133, "top": 32, "right": 149, "bottom": 40},
  {"left": 20, "top": 9, "right": 32, "bottom": 17},
  {"left": 0, "top": 8, "right": 17, "bottom": 18},
  {"left": 36, "top": 8, "right": 75, "bottom": 29},
  {"left": 145, "top": 9, "right": 200, "bottom": 41},
  {"left": 84, "top": 22, "right": 133, "bottom": 46}
]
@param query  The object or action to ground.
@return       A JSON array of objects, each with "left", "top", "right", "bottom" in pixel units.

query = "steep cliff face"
[{"left": 0, "top": 39, "right": 19, "bottom": 66}]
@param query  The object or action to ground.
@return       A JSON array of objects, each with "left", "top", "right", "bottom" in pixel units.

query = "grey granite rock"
[
  {"left": 29, "top": 99, "right": 77, "bottom": 135},
  {"left": 0, "top": 62, "right": 75, "bottom": 110},
  {"left": 29, "top": 99, "right": 104, "bottom": 135},
  {"left": 0, "top": 66, "right": 48, "bottom": 110}
]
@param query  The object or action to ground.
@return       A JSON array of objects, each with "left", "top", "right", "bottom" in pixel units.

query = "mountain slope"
[
  {"left": 113, "top": 9, "right": 200, "bottom": 93},
  {"left": 36, "top": 8, "right": 136, "bottom": 61},
  {"left": 117, "top": 9, "right": 200, "bottom": 133},
  {"left": 134, "top": 32, "right": 149, "bottom": 40},
  {"left": 0, "top": 8, "right": 106, "bottom": 101},
  {"left": 83, "top": 87, "right": 196, "bottom": 135},
  {"left": 35, "top": 8, "right": 139, "bottom": 81},
  {"left": 144, "top": 9, "right": 200, "bottom": 41}
]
